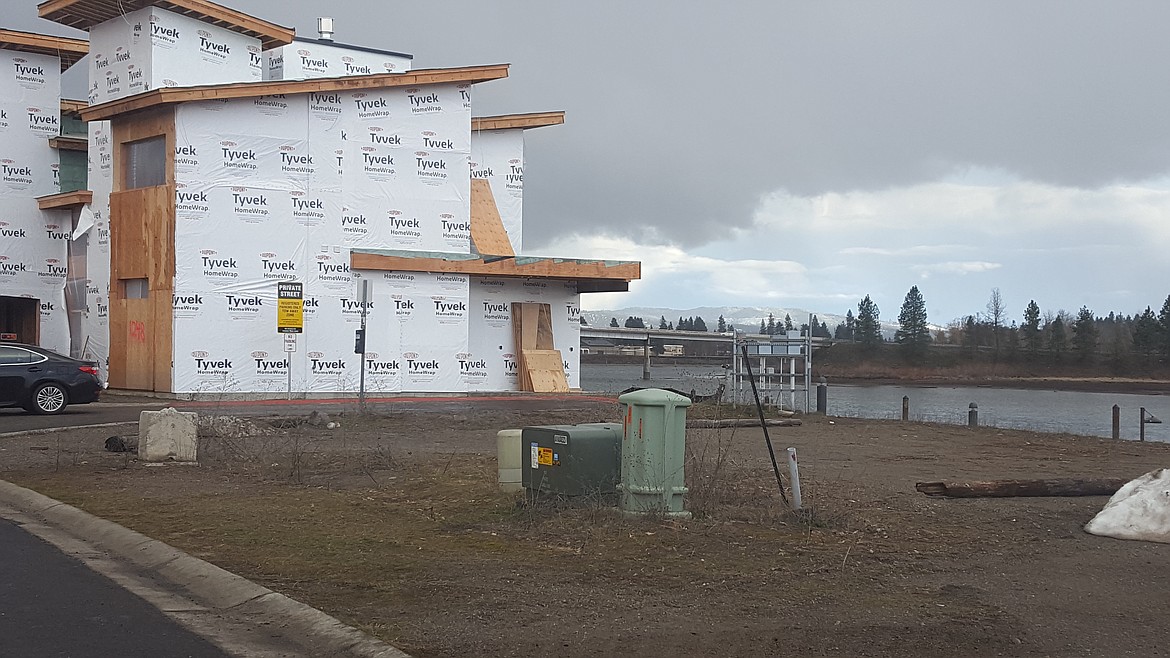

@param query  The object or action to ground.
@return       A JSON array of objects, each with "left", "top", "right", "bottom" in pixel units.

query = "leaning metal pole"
[{"left": 741, "top": 344, "right": 789, "bottom": 506}]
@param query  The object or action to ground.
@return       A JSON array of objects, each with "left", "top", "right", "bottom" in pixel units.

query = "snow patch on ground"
[{"left": 1085, "top": 468, "right": 1170, "bottom": 544}]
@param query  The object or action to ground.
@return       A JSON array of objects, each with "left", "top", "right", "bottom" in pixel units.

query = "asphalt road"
[
  {"left": 0, "top": 402, "right": 163, "bottom": 434},
  {"left": 0, "top": 517, "right": 228, "bottom": 658},
  {"left": 1, "top": 395, "right": 619, "bottom": 435}
]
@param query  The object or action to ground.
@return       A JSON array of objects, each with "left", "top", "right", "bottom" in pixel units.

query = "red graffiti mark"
[{"left": 129, "top": 321, "right": 147, "bottom": 343}]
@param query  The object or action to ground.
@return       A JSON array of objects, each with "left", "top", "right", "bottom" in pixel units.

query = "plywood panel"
[
  {"left": 120, "top": 298, "right": 154, "bottom": 391},
  {"left": 535, "top": 304, "right": 554, "bottom": 350},
  {"left": 512, "top": 302, "right": 560, "bottom": 392},
  {"left": 511, "top": 303, "right": 532, "bottom": 391},
  {"left": 521, "top": 349, "right": 568, "bottom": 393},
  {"left": 107, "top": 299, "right": 127, "bottom": 389},
  {"left": 109, "top": 190, "right": 148, "bottom": 279},
  {"left": 108, "top": 184, "right": 174, "bottom": 392},
  {"left": 470, "top": 178, "right": 514, "bottom": 257},
  {"left": 152, "top": 297, "right": 173, "bottom": 393}
]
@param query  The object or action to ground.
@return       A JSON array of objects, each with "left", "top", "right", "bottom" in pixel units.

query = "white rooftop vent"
[{"left": 317, "top": 17, "right": 334, "bottom": 41}]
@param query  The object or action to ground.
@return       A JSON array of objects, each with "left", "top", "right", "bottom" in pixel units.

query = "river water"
[{"left": 580, "top": 364, "right": 1169, "bottom": 442}]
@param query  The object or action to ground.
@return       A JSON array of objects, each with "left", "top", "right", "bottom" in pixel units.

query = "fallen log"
[
  {"left": 687, "top": 418, "right": 802, "bottom": 428},
  {"left": 916, "top": 478, "right": 1128, "bottom": 498}
]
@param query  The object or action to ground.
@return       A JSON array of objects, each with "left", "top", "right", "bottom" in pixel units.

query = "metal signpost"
[
  {"left": 277, "top": 282, "right": 303, "bottom": 400},
  {"left": 357, "top": 279, "right": 369, "bottom": 412}
]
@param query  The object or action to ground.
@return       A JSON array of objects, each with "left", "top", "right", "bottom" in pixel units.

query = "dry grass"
[{"left": 9, "top": 410, "right": 1170, "bottom": 656}]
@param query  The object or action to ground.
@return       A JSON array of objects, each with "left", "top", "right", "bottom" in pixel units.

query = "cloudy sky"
[{"left": 12, "top": 1, "right": 1170, "bottom": 326}]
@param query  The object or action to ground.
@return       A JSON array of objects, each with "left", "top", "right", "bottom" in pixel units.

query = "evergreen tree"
[
  {"left": 1006, "top": 321, "right": 1020, "bottom": 360},
  {"left": 1072, "top": 306, "right": 1098, "bottom": 362},
  {"left": 759, "top": 319, "right": 767, "bottom": 334},
  {"left": 856, "top": 296, "right": 881, "bottom": 348},
  {"left": 784, "top": 313, "right": 794, "bottom": 331},
  {"left": 678, "top": 316, "right": 686, "bottom": 332},
  {"left": 1021, "top": 300, "right": 1042, "bottom": 355},
  {"left": 609, "top": 317, "right": 619, "bottom": 328},
  {"left": 962, "top": 315, "right": 978, "bottom": 355},
  {"left": 843, "top": 309, "right": 856, "bottom": 341},
  {"left": 1133, "top": 306, "right": 1160, "bottom": 357},
  {"left": 894, "top": 285, "right": 931, "bottom": 362},
  {"left": 624, "top": 316, "right": 645, "bottom": 328},
  {"left": 658, "top": 315, "right": 668, "bottom": 330},
  {"left": 717, "top": 315, "right": 727, "bottom": 332},
  {"left": 1160, "top": 295, "right": 1170, "bottom": 359},
  {"left": 766, "top": 313, "right": 776, "bottom": 336},
  {"left": 819, "top": 320, "right": 830, "bottom": 338},
  {"left": 693, "top": 316, "right": 708, "bottom": 332},
  {"left": 1049, "top": 316, "right": 1068, "bottom": 361}
]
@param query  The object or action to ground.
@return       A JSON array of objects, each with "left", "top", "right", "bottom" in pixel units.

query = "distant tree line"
[
  {"left": 830, "top": 285, "right": 1170, "bottom": 368},
  {"left": 607, "top": 314, "right": 731, "bottom": 332}
]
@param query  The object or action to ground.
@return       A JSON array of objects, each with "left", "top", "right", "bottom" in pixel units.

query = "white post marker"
[
  {"left": 283, "top": 334, "right": 297, "bottom": 400},
  {"left": 358, "top": 279, "right": 369, "bottom": 412},
  {"left": 786, "top": 447, "right": 803, "bottom": 511}
]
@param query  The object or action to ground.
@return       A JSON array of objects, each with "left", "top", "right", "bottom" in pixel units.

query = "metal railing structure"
[{"left": 579, "top": 325, "right": 823, "bottom": 411}]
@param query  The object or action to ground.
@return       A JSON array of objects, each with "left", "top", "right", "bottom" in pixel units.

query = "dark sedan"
[{"left": 0, "top": 343, "right": 102, "bottom": 414}]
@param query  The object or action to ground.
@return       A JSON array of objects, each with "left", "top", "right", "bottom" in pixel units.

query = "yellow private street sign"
[{"left": 277, "top": 281, "right": 303, "bottom": 334}]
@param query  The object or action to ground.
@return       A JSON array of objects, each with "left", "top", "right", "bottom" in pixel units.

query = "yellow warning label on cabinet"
[{"left": 537, "top": 447, "right": 554, "bottom": 466}]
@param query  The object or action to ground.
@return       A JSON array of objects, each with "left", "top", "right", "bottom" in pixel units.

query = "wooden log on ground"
[
  {"left": 686, "top": 418, "right": 802, "bottom": 429},
  {"left": 915, "top": 478, "right": 1128, "bottom": 498}
]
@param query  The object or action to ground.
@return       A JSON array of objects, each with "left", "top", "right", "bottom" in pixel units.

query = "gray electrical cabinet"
[{"left": 521, "top": 423, "right": 623, "bottom": 495}]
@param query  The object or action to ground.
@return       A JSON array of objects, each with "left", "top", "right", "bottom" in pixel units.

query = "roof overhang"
[
  {"left": 290, "top": 36, "right": 413, "bottom": 61},
  {"left": 350, "top": 249, "right": 640, "bottom": 294},
  {"left": 472, "top": 112, "right": 565, "bottom": 132},
  {"left": 49, "top": 136, "right": 88, "bottom": 151},
  {"left": 0, "top": 29, "right": 88, "bottom": 71},
  {"left": 60, "top": 99, "right": 88, "bottom": 115},
  {"left": 80, "top": 64, "right": 511, "bottom": 121},
  {"left": 38, "top": 0, "right": 294, "bottom": 49},
  {"left": 37, "top": 190, "right": 93, "bottom": 210}
]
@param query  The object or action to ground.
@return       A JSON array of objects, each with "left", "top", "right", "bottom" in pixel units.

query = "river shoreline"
[{"left": 822, "top": 375, "right": 1170, "bottom": 395}]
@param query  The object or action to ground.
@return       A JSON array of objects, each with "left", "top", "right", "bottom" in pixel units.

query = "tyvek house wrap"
[
  {"left": 79, "top": 120, "right": 114, "bottom": 377},
  {"left": 87, "top": 6, "right": 261, "bottom": 105},
  {"left": 170, "top": 81, "right": 491, "bottom": 394},
  {"left": 470, "top": 129, "right": 524, "bottom": 254},
  {"left": 0, "top": 48, "right": 70, "bottom": 354},
  {"left": 264, "top": 40, "right": 412, "bottom": 81},
  {"left": 468, "top": 277, "right": 580, "bottom": 390}
]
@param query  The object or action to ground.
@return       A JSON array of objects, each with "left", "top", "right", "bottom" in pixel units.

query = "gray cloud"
[{"left": 12, "top": 0, "right": 1170, "bottom": 320}]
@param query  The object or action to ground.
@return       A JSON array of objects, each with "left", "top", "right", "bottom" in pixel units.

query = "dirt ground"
[{"left": 4, "top": 401, "right": 1170, "bottom": 657}]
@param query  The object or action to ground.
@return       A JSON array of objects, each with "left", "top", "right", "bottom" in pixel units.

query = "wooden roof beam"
[
  {"left": 60, "top": 99, "right": 88, "bottom": 115},
  {"left": 37, "top": 189, "right": 93, "bottom": 210},
  {"left": 81, "top": 64, "right": 511, "bottom": 121},
  {"left": 350, "top": 250, "right": 640, "bottom": 287},
  {"left": 0, "top": 29, "right": 89, "bottom": 70},
  {"left": 38, "top": 0, "right": 294, "bottom": 49},
  {"left": 472, "top": 111, "right": 565, "bottom": 132},
  {"left": 49, "top": 136, "right": 88, "bottom": 151}
]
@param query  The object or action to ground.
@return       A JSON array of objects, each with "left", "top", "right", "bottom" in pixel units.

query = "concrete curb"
[{"left": 0, "top": 479, "right": 409, "bottom": 658}]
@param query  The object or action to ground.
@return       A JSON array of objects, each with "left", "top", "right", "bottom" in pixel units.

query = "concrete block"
[{"left": 139, "top": 407, "right": 199, "bottom": 463}]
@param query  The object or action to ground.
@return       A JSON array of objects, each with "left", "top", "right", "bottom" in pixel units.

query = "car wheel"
[{"left": 30, "top": 383, "right": 68, "bottom": 415}]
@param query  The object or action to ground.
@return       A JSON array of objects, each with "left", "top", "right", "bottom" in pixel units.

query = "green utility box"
[
  {"left": 521, "top": 423, "right": 623, "bottom": 495},
  {"left": 618, "top": 388, "right": 692, "bottom": 518}
]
